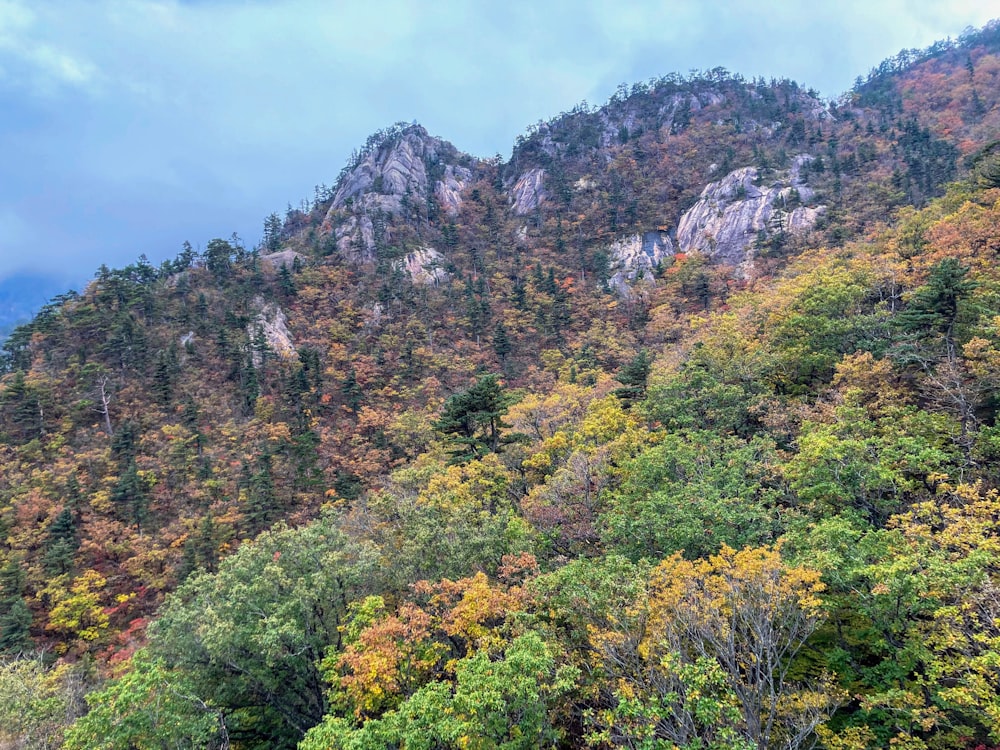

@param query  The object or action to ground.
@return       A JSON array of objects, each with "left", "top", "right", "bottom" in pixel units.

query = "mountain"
[
  {"left": 7, "top": 20, "right": 1000, "bottom": 750},
  {"left": 0, "top": 273, "right": 77, "bottom": 342}
]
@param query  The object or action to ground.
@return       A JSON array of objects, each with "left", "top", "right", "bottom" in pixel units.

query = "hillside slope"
[{"left": 5, "top": 20, "right": 1000, "bottom": 750}]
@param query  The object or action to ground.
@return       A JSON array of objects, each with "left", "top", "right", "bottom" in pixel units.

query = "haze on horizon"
[{"left": 0, "top": 0, "right": 994, "bottom": 288}]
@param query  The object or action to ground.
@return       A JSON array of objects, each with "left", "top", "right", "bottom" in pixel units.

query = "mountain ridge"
[{"left": 6, "top": 19, "right": 1000, "bottom": 749}]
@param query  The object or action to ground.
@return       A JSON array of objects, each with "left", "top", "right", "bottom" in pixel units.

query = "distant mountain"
[{"left": 0, "top": 272, "right": 78, "bottom": 341}]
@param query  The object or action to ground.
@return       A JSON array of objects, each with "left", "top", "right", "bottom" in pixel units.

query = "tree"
[
  {"left": 43, "top": 506, "right": 78, "bottom": 575},
  {"left": 0, "top": 656, "right": 85, "bottom": 749},
  {"left": 0, "top": 559, "right": 32, "bottom": 655},
  {"left": 203, "top": 238, "right": 235, "bottom": 279},
  {"left": 0, "top": 370, "right": 46, "bottom": 442},
  {"left": 612, "top": 349, "right": 652, "bottom": 406},
  {"left": 600, "top": 431, "right": 784, "bottom": 560},
  {"left": 897, "top": 257, "right": 977, "bottom": 362},
  {"left": 434, "top": 374, "right": 515, "bottom": 463},
  {"left": 793, "top": 483, "right": 1000, "bottom": 748},
  {"left": 63, "top": 652, "right": 225, "bottom": 750},
  {"left": 263, "top": 212, "right": 283, "bottom": 253},
  {"left": 301, "top": 632, "right": 576, "bottom": 750},
  {"left": 244, "top": 450, "right": 280, "bottom": 535},
  {"left": 340, "top": 367, "right": 363, "bottom": 413},
  {"left": 111, "top": 460, "right": 152, "bottom": 533},
  {"left": 591, "top": 546, "right": 836, "bottom": 750},
  {"left": 492, "top": 321, "right": 512, "bottom": 363},
  {"left": 148, "top": 514, "right": 381, "bottom": 749},
  {"left": 894, "top": 258, "right": 981, "bottom": 441}
]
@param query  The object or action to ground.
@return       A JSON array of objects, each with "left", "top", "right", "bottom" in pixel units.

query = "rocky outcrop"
[
  {"left": 396, "top": 247, "right": 450, "bottom": 286},
  {"left": 676, "top": 157, "right": 824, "bottom": 270},
  {"left": 333, "top": 214, "right": 378, "bottom": 263},
  {"left": 321, "top": 125, "right": 477, "bottom": 262},
  {"left": 435, "top": 164, "right": 472, "bottom": 216},
  {"left": 249, "top": 299, "right": 296, "bottom": 365},
  {"left": 261, "top": 250, "right": 304, "bottom": 270},
  {"left": 511, "top": 168, "right": 546, "bottom": 215},
  {"left": 606, "top": 231, "right": 673, "bottom": 296},
  {"left": 330, "top": 127, "right": 435, "bottom": 212}
]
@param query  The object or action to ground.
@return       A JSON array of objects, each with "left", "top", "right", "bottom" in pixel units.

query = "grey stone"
[
  {"left": 396, "top": 247, "right": 450, "bottom": 286},
  {"left": 248, "top": 298, "right": 296, "bottom": 366},
  {"left": 676, "top": 157, "right": 824, "bottom": 273},
  {"left": 261, "top": 250, "right": 304, "bottom": 270},
  {"left": 435, "top": 164, "right": 472, "bottom": 216},
  {"left": 606, "top": 230, "right": 673, "bottom": 296},
  {"left": 510, "top": 168, "right": 546, "bottom": 215}
]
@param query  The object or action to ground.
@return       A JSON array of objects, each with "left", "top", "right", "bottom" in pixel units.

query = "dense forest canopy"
[{"left": 6, "top": 19, "right": 1000, "bottom": 750}]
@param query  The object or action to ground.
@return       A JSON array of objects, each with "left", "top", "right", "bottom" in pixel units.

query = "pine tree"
[
  {"left": 278, "top": 264, "right": 296, "bottom": 298},
  {"left": 492, "top": 322, "right": 512, "bottom": 363},
  {"left": 43, "top": 507, "right": 78, "bottom": 575},
  {"left": 0, "top": 559, "right": 32, "bottom": 655},
  {"left": 434, "top": 374, "right": 514, "bottom": 463},
  {"left": 341, "top": 367, "right": 363, "bottom": 413},
  {"left": 613, "top": 349, "right": 652, "bottom": 406},
  {"left": 245, "top": 451, "right": 279, "bottom": 535}
]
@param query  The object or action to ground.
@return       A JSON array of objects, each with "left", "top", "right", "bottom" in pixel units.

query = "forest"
[{"left": 5, "top": 20, "right": 1000, "bottom": 750}]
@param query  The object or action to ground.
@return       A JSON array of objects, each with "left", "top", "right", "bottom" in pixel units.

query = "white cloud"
[
  {"left": 0, "top": 0, "right": 100, "bottom": 94},
  {"left": 0, "top": 0, "right": 996, "bottom": 281}
]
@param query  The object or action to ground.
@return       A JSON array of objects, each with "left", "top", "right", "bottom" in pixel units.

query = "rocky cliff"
[
  {"left": 676, "top": 155, "right": 824, "bottom": 270},
  {"left": 322, "top": 125, "right": 478, "bottom": 261},
  {"left": 606, "top": 231, "right": 673, "bottom": 296}
]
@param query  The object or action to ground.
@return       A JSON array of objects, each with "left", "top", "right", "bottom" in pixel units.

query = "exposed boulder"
[
  {"left": 261, "top": 250, "right": 304, "bottom": 270},
  {"left": 676, "top": 157, "right": 824, "bottom": 270},
  {"left": 396, "top": 247, "right": 450, "bottom": 286},
  {"left": 511, "top": 168, "right": 546, "bottom": 215},
  {"left": 606, "top": 231, "right": 673, "bottom": 296}
]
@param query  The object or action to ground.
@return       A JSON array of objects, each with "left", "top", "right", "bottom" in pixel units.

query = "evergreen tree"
[
  {"left": 245, "top": 451, "right": 279, "bottom": 535},
  {"left": 897, "top": 257, "right": 977, "bottom": 360},
  {"left": 613, "top": 349, "right": 652, "bottom": 406},
  {"left": 434, "top": 374, "right": 514, "bottom": 463},
  {"left": 341, "top": 367, "right": 363, "bottom": 413},
  {"left": 278, "top": 264, "right": 297, "bottom": 298},
  {"left": 263, "top": 212, "right": 283, "bottom": 253},
  {"left": 43, "top": 507, "right": 78, "bottom": 575},
  {"left": 492, "top": 322, "right": 512, "bottom": 363},
  {"left": 0, "top": 559, "right": 32, "bottom": 655},
  {"left": 111, "top": 460, "right": 151, "bottom": 533}
]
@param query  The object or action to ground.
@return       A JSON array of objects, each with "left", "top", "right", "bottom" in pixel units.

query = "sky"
[{"left": 0, "top": 0, "right": 996, "bottom": 290}]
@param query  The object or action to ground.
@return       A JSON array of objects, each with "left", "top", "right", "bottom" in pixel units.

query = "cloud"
[
  {"left": 0, "top": 1, "right": 100, "bottom": 95},
  {"left": 0, "top": 0, "right": 995, "bottom": 283}
]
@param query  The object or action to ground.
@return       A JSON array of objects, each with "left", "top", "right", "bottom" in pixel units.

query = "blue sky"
[{"left": 0, "top": 0, "right": 995, "bottom": 287}]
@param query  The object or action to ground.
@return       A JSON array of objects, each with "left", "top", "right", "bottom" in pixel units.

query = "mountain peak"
[{"left": 320, "top": 122, "right": 477, "bottom": 261}]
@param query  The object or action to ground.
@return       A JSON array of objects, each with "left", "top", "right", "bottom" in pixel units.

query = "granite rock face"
[
  {"left": 396, "top": 247, "right": 450, "bottom": 286},
  {"left": 331, "top": 128, "right": 434, "bottom": 212},
  {"left": 676, "top": 156, "right": 824, "bottom": 270},
  {"left": 249, "top": 299, "right": 296, "bottom": 365},
  {"left": 510, "top": 168, "right": 546, "bottom": 215},
  {"left": 323, "top": 125, "right": 475, "bottom": 261},
  {"left": 435, "top": 164, "right": 473, "bottom": 216},
  {"left": 333, "top": 214, "right": 377, "bottom": 263},
  {"left": 606, "top": 231, "right": 673, "bottom": 295}
]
